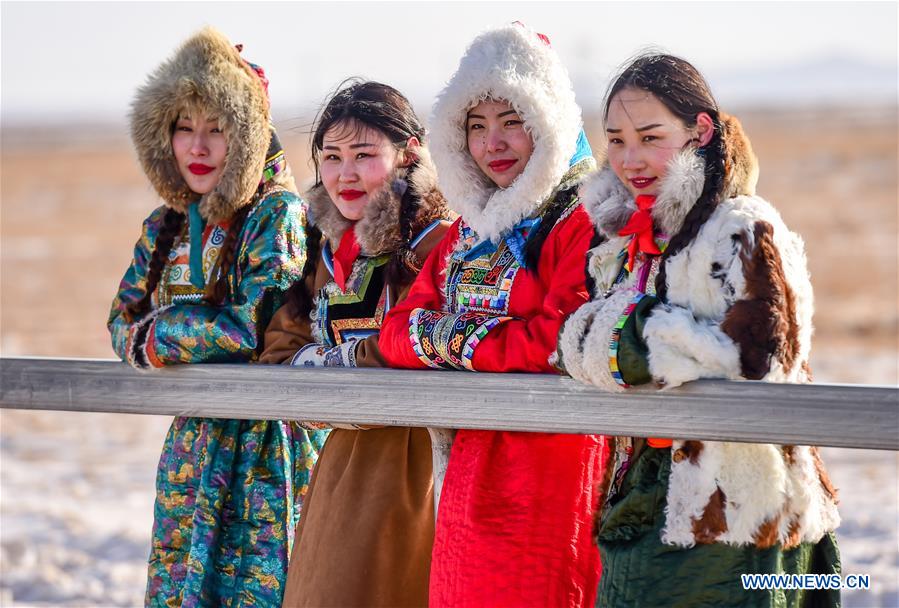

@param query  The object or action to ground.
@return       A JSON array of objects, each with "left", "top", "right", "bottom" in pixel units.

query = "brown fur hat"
[
  {"left": 307, "top": 146, "right": 452, "bottom": 256},
  {"left": 129, "top": 27, "right": 275, "bottom": 222}
]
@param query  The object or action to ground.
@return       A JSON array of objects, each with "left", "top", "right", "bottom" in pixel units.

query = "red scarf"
[
  {"left": 618, "top": 194, "right": 661, "bottom": 272},
  {"left": 619, "top": 197, "right": 672, "bottom": 448},
  {"left": 332, "top": 224, "right": 361, "bottom": 292}
]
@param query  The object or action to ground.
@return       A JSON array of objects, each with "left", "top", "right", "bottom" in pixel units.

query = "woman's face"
[
  {"left": 171, "top": 111, "right": 227, "bottom": 195},
  {"left": 320, "top": 121, "right": 407, "bottom": 221},
  {"left": 466, "top": 99, "right": 534, "bottom": 188},
  {"left": 606, "top": 87, "right": 711, "bottom": 198}
]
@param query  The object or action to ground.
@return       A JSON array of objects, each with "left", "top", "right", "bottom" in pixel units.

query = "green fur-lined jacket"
[{"left": 108, "top": 187, "right": 306, "bottom": 367}]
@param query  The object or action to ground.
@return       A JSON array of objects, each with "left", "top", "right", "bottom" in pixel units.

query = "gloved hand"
[{"left": 289, "top": 338, "right": 360, "bottom": 367}]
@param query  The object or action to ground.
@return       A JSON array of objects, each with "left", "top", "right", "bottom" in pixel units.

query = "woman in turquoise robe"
[{"left": 107, "top": 27, "right": 326, "bottom": 606}]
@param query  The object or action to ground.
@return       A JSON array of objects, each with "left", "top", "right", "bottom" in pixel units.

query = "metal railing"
[{"left": 2, "top": 357, "right": 896, "bottom": 450}]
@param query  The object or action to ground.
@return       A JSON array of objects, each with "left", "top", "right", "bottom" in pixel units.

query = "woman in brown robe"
[{"left": 259, "top": 80, "right": 453, "bottom": 607}]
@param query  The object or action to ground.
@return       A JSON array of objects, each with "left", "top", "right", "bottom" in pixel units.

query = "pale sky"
[{"left": 2, "top": 1, "right": 897, "bottom": 125}]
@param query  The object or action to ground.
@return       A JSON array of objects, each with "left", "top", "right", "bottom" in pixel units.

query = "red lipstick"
[
  {"left": 488, "top": 159, "right": 517, "bottom": 172},
  {"left": 189, "top": 163, "right": 215, "bottom": 175},
  {"left": 339, "top": 189, "right": 365, "bottom": 201},
  {"left": 629, "top": 177, "right": 656, "bottom": 190}
]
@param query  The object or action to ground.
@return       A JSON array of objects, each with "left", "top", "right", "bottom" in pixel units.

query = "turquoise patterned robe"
[{"left": 108, "top": 188, "right": 328, "bottom": 607}]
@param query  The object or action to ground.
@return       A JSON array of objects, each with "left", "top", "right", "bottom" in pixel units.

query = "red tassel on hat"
[
  {"left": 512, "top": 21, "right": 552, "bottom": 46},
  {"left": 619, "top": 195, "right": 662, "bottom": 272},
  {"left": 332, "top": 225, "right": 361, "bottom": 292}
]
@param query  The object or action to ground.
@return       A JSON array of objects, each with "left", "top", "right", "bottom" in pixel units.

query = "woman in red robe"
[{"left": 379, "top": 23, "right": 609, "bottom": 608}]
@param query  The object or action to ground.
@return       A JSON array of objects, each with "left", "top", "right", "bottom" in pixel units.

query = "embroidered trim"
[
  {"left": 159, "top": 223, "right": 228, "bottom": 305},
  {"left": 409, "top": 307, "right": 510, "bottom": 370},
  {"left": 444, "top": 224, "right": 520, "bottom": 316},
  {"left": 313, "top": 255, "right": 389, "bottom": 347},
  {"left": 290, "top": 339, "right": 359, "bottom": 367},
  {"left": 608, "top": 292, "right": 647, "bottom": 387},
  {"left": 261, "top": 149, "right": 287, "bottom": 183},
  {"left": 410, "top": 219, "right": 443, "bottom": 250}
]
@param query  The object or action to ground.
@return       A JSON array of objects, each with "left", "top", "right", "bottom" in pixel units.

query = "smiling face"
[
  {"left": 319, "top": 120, "right": 409, "bottom": 221},
  {"left": 466, "top": 99, "right": 534, "bottom": 189},
  {"left": 606, "top": 87, "right": 712, "bottom": 198},
  {"left": 171, "top": 111, "right": 227, "bottom": 195}
]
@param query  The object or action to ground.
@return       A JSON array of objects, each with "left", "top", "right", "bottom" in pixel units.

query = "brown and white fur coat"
[{"left": 558, "top": 115, "right": 840, "bottom": 548}]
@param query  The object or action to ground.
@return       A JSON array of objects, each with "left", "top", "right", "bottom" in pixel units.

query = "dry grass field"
[
  {"left": 1, "top": 108, "right": 897, "bottom": 605},
  {"left": 2, "top": 109, "right": 896, "bottom": 376}
]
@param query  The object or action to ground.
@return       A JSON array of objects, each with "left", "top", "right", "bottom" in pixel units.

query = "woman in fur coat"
[
  {"left": 259, "top": 80, "right": 453, "bottom": 607},
  {"left": 556, "top": 53, "right": 841, "bottom": 607},
  {"left": 108, "top": 28, "right": 327, "bottom": 606},
  {"left": 379, "top": 24, "right": 609, "bottom": 607}
]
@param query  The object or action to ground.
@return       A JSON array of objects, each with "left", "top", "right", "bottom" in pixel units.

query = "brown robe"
[{"left": 260, "top": 151, "right": 453, "bottom": 608}]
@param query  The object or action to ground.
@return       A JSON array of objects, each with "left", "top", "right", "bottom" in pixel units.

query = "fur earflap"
[
  {"left": 306, "top": 147, "right": 452, "bottom": 255},
  {"left": 579, "top": 112, "right": 759, "bottom": 238},
  {"left": 130, "top": 27, "right": 274, "bottom": 222},
  {"left": 720, "top": 113, "right": 759, "bottom": 198},
  {"left": 429, "top": 24, "right": 584, "bottom": 242}
]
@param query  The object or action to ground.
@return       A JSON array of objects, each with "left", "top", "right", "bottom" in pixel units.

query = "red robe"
[{"left": 380, "top": 206, "right": 609, "bottom": 607}]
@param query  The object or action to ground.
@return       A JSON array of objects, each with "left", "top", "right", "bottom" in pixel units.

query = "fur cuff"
[
  {"left": 125, "top": 306, "right": 170, "bottom": 370},
  {"left": 558, "top": 289, "right": 641, "bottom": 392},
  {"left": 643, "top": 304, "right": 741, "bottom": 388},
  {"left": 554, "top": 299, "right": 602, "bottom": 380}
]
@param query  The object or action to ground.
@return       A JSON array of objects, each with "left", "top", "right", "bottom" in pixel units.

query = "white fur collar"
[
  {"left": 579, "top": 150, "right": 705, "bottom": 239},
  {"left": 429, "top": 24, "right": 584, "bottom": 242}
]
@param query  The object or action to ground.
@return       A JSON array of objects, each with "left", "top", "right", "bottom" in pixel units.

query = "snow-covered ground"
[
  {"left": 2, "top": 109, "right": 896, "bottom": 605},
  {"left": 1, "top": 401, "right": 896, "bottom": 606}
]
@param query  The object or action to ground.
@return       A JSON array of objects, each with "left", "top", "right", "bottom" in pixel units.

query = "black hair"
[
  {"left": 125, "top": 208, "right": 185, "bottom": 320},
  {"left": 287, "top": 79, "right": 428, "bottom": 318},
  {"left": 310, "top": 78, "right": 426, "bottom": 184},
  {"left": 604, "top": 53, "right": 726, "bottom": 300}
]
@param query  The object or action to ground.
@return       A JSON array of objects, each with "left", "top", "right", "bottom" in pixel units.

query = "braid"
[
  {"left": 386, "top": 163, "right": 423, "bottom": 288},
  {"left": 584, "top": 228, "right": 607, "bottom": 299},
  {"left": 655, "top": 117, "right": 727, "bottom": 300},
  {"left": 206, "top": 204, "right": 252, "bottom": 305},
  {"left": 126, "top": 208, "right": 185, "bottom": 320},
  {"left": 286, "top": 224, "right": 323, "bottom": 319},
  {"left": 523, "top": 187, "right": 575, "bottom": 271}
]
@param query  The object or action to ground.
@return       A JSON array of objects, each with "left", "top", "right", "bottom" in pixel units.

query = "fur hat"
[
  {"left": 130, "top": 27, "right": 283, "bottom": 222},
  {"left": 429, "top": 23, "right": 584, "bottom": 242}
]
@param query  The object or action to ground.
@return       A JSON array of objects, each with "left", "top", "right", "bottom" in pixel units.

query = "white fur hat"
[{"left": 429, "top": 23, "right": 584, "bottom": 242}]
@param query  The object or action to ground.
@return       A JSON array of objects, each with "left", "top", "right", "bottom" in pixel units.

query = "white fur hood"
[{"left": 429, "top": 23, "right": 584, "bottom": 242}]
